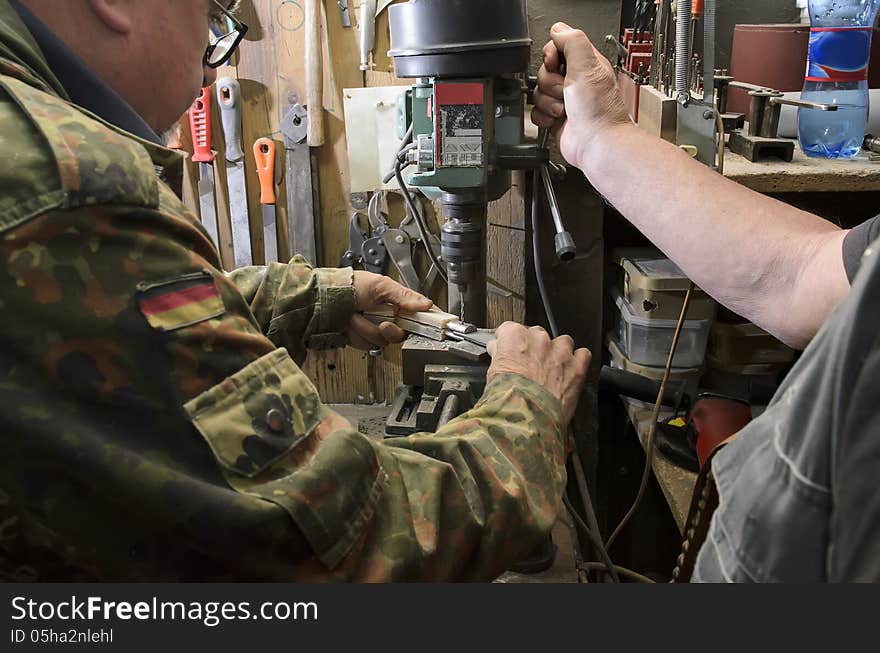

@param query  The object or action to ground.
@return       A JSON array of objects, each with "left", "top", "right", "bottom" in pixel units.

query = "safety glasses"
[{"left": 205, "top": 0, "right": 248, "bottom": 68}]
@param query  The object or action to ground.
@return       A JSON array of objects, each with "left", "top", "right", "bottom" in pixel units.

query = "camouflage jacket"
[{"left": 0, "top": 2, "right": 567, "bottom": 581}]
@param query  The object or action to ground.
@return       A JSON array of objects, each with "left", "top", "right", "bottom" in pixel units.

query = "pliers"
[
  {"left": 339, "top": 212, "right": 389, "bottom": 274},
  {"left": 368, "top": 190, "right": 445, "bottom": 293}
]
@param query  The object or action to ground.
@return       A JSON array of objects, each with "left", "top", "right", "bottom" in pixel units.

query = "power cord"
[
  {"left": 578, "top": 562, "right": 656, "bottom": 584},
  {"left": 393, "top": 157, "right": 449, "bottom": 284},
  {"left": 532, "top": 165, "right": 617, "bottom": 582},
  {"left": 563, "top": 494, "right": 620, "bottom": 582},
  {"left": 605, "top": 283, "right": 694, "bottom": 551}
]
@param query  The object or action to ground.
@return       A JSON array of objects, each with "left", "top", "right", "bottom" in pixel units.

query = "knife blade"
[
  {"left": 254, "top": 138, "right": 279, "bottom": 264},
  {"left": 188, "top": 87, "right": 220, "bottom": 248},
  {"left": 216, "top": 77, "right": 253, "bottom": 269}
]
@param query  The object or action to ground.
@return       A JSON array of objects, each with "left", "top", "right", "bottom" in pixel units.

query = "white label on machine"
[{"left": 436, "top": 83, "right": 485, "bottom": 168}]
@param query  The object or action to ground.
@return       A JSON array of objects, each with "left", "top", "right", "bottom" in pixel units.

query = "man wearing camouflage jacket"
[{"left": 0, "top": 0, "right": 590, "bottom": 581}]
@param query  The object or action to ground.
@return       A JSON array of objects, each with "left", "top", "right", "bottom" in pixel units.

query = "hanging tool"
[
  {"left": 359, "top": 0, "right": 395, "bottom": 72},
  {"left": 216, "top": 78, "right": 253, "bottom": 268},
  {"left": 367, "top": 190, "right": 441, "bottom": 293},
  {"left": 338, "top": 212, "right": 389, "bottom": 274},
  {"left": 280, "top": 97, "right": 321, "bottom": 264},
  {"left": 188, "top": 87, "right": 220, "bottom": 248},
  {"left": 340, "top": 214, "right": 368, "bottom": 268},
  {"left": 359, "top": 0, "right": 378, "bottom": 71},
  {"left": 337, "top": 0, "right": 352, "bottom": 27},
  {"left": 305, "top": 0, "right": 324, "bottom": 147},
  {"left": 254, "top": 138, "right": 279, "bottom": 264}
]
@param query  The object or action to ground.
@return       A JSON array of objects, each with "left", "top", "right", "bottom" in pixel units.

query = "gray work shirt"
[{"left": 693, "top": 226, "right": 880, "bottom": 582}]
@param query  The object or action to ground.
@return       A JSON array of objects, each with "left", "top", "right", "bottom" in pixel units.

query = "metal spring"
[{"left": 675, "top": 0, "right": 693, "bottom": 93}]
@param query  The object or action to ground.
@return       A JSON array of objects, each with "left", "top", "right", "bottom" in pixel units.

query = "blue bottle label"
[{"left": 806, "top": 27, "right": 873, "bottom": 82}]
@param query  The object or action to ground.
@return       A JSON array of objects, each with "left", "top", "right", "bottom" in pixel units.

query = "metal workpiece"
[{"left": 388, "top": 0, "right": 531, "bottom": 78}]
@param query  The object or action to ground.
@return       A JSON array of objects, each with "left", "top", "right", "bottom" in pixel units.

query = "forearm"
[
  {"left": 227, "top": 258, "right": 356, "bottom": 360},
  {"left": 578, "top": 123, "right": 849, "bottom": 348},
  {"left": 353, "top": 373, "right": 568, "bottom": 580},
  {"left": 186, "top": 371, "right": 568, "bottom": 581}
]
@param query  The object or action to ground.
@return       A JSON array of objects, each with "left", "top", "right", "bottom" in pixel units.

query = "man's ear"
[{"left": 86, "top": 0, "right": 133, "bottom": 34}]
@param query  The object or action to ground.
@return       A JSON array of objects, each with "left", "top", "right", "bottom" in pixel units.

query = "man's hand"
[
  {"left": 487, "top": 323, "right": 591, "bottom": 426},
  {"left": 349, "top": 271, "right": 433, "bottom": 350},
  {"left": 531, "top": 22, "right": 632, "bottom": 168}
]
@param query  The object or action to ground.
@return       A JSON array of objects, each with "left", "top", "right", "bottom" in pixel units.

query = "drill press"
[{"left": 379, "top": 0, "right": 575, "bottom": 437}]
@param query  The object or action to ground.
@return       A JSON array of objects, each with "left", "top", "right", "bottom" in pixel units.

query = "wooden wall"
[{"left": 180, "top": 0, "right": 525, "bottom": 404}]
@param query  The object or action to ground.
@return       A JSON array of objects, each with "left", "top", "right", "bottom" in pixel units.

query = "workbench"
[
  {"left": 723, "top": 149, "right": 880, "bottom": 193},
  {"left": 622, "top": 399, "right": 697, "bottom": 535}
]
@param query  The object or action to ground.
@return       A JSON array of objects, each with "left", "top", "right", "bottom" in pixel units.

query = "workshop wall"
[
  {"left": 704, "top": 1, "right": 802, "bottom": 70},
  {"left": 180, "top": 0, "right": 545, "bottom": 404},
  {"left": 179, "top": 1, "right": 622, "bottom": 404}
]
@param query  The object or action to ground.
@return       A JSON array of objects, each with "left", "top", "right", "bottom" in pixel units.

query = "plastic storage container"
[
  {"left": 613, "top": 288, "right": 712, "bottom": 368},
  {"left": 613, "top": 248, "right": 717, "bottom": 321},
  {"left": 607, "top": 338, "right": 703, "bottom": 402},
  {"left": 707, "top": 320, "right": 796, "bottom": 368}
]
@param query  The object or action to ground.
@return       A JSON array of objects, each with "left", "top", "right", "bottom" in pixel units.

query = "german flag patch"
[{"left": 136, "top": 272, "right": 225, "bottom": 332}]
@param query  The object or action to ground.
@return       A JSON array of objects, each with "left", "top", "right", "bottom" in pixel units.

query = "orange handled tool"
[
  {"left": 189, "top": 87, "right": 214, "bottom": 164},
  {"left": 692, "top": 0, "right": 704, "bottom": 18},
  {"left": 254, "top": 138, "right": 276, "bottom": 204},
  {"left": 253, "top": 138, "right": 279, "bottom": 263},
  {"left": 188, "top": 87, "right": 220, "bottom": 249}
]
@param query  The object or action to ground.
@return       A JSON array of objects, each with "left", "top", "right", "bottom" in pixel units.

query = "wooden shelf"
[
  {"left": 724, "top": 148, "right": 880, "bottom": 193},
  {"left": 623, "top": 399, "right": 697, "bottom": 535}
]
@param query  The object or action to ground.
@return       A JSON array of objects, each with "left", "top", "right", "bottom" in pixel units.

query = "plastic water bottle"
[{"left": 798, "top": 0, "right": 880, "bottom": 158}]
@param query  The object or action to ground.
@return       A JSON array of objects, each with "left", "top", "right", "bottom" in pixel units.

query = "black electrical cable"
[
  {"left": 531, "top": 169, "right": 559, "bottom": 336},
  {"left": 605, "top": 283, "right": 695, "bottom": 551},
  {"left": 532, "top": 164, "right": 620, "bottom": 582},
  {"left": 394, "top": 158, "right": 449, "bottom": 284},
  {"left": 563, "top": 494, "right": 620, "bottom": 583},
  {"left": 579, "top": 562, "right": 656, "bottom": 584},
  {"left": 382, "top": 142, "right": 417, "bottom": 184},
  {"left": 382, "top": 124, "right": 415, "bottom": 185},
  {"left": 570, "top": 441, "right": 603, "bottom": 549}
]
